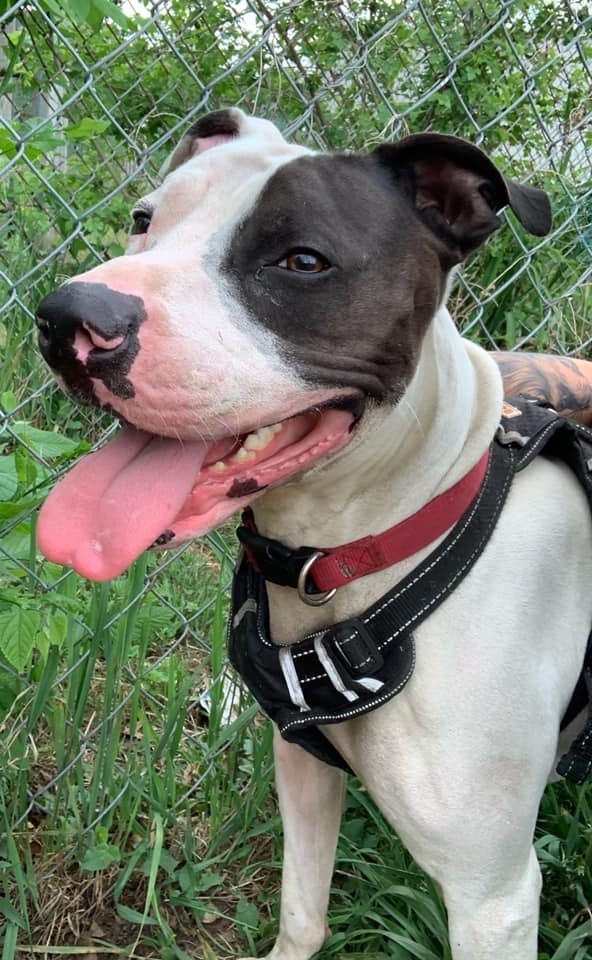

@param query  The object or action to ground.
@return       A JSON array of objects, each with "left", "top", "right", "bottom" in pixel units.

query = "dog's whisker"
[{"left": 400, "top": 396, "right": 425, "bottom": 438}]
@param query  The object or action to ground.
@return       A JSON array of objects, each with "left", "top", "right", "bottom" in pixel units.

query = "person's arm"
[{"left": 492, "top": 352, "right": 592, "bottom": 426}]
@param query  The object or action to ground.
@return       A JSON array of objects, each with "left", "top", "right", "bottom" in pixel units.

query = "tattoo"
[{"left": 492, "top": 353, "right": 592, "bottom": 427}]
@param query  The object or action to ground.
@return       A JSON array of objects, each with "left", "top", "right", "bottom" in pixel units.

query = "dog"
[{"left": 35, "top": 109, "right": 592, "bottom": 960}]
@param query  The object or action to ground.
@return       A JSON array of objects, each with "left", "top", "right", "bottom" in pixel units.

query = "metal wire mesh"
[{"left": 0, "top": 0, "right": 591, "bottom": 928}]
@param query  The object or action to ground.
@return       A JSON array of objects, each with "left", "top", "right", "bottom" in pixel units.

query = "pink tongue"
[{"left": 37, "top": 426, "right": 208, "bottom": 581}]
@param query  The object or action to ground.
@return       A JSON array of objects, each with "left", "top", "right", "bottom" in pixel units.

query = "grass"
[{"left": 1, "top": 570, "right": 591, "bottom": 960}]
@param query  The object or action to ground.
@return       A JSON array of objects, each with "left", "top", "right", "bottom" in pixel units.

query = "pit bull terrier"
[{"left": 35, "top": 109, "right": 592, "bottom": 960}]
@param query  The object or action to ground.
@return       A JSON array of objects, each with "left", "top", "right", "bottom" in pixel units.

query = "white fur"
[{"left": 245, "top": 306, "right": 592, "bottom": 960}]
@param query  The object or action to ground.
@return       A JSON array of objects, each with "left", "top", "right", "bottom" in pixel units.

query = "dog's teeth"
[
  {"left": 244, "top": 424, "right": 280, "bottom": 451},
  {"left": 230, "top": 446, "right": 256, "bottom": 463},
  {"left": 210, "top": 460, "right": 227, "bottom": 472}
]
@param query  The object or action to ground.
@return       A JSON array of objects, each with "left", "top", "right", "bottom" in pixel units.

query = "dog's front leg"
[
  {"left": 444, "top": 845, "right": 541, "bottom": 960},
  {"left": 242, "top": 729, "right": 345, "bottom": 960}
]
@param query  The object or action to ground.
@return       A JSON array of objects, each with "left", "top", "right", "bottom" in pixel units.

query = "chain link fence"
[{"left": 1, "top": 0, "right": 591, "bottom": 950}]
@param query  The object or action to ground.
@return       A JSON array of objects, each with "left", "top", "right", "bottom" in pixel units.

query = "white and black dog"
[{"left": 36, "top": 109, "right": 592, "bottom": 960}]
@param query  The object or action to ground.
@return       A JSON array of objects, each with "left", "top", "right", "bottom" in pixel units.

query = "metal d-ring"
[{"left": 297, "top": 551, "right": 337, "bottom": 606}]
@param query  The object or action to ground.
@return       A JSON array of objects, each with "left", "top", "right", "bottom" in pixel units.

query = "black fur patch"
[
  {"left": 151, "top": 529, "right": 175, "bottom": 547},
  {"left": 186, "top": 109, "right": 240, "bottom": 141},
  {"left": 221, "top": 153, "right": 443, "bottom": 402},
  {"left": 227, "top": 477, "right": 266, "bottom": 498}
]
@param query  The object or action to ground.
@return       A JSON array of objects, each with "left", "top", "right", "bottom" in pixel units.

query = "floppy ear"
[
  {"left": 373, "top": 133, "right": 552, "bottom": 262},
  {"left": 165, "top": 108, "right": 242, "bottom": 174}
]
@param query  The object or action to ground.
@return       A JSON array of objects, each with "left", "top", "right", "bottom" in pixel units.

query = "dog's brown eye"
[
  {"left": 278, "top": 251, "right": 329, "bottom": 273},
  {"left": 131, "top": 210, "right": 152, "bottom": 235}
]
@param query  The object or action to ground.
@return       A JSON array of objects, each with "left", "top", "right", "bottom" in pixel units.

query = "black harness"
[{"left": 228, "top": 399, "right": 592, "bottom": 784}]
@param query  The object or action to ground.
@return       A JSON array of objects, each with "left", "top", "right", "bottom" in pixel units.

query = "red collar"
[{"left": 238, "top": 450, "right": 490, "bottom": 604}]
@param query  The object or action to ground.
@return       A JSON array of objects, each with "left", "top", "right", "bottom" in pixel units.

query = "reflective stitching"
[
  {"left": 335, "top": 631, "right": 358, "bottom": 648},
  {"left": 374, "top": 458, "right": 513, "bottom": 649},
  {"left": 514, "top": 419, "right": 560, "bottom": 465},
  {"left": 362, "top": 451, "right": 499, "bottom": 629},
  {"left": 335, "top": 647, "right": 374, "bottom": 670},
  {"left": 236, "top": 409, "right": 592, "bottom": 776},
  {"left": 576, "top": 423, "right": 592, "bottom": 440},
  {"left": 280, "top": 640, "right": 416, "bottom": 733}
]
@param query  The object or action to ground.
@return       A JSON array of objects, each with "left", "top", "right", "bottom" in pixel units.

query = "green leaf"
[
  {"left": 91, "top": 0, "right": 130, "bottom": 29},
  {"left": 0, "top": 523, "right": 32, "bottom": 562},
  {"left": 0, "top": 135, "right": 17, "bottom": 159},
  {"left": 0, "top": 897, "right": 28, "bottom": 930},
  {"left": 235, "top": 897, "right": 259, "bottom": 931},
  {"left": 67, "top": 0, "right": 92, "bottom": 19},
  {"left": 141, "top": 846, "right": 178, "bottom": 879},
  {"left": 0, "top": 455, "right": 18, "bottom": 500},
  {"left": 11, "top": 422, "right": 82, "bottom": 458},
  {"left": 79, "top": 842, "right": 121, "bottom": 871},
  {"left": 23, "top": 127, "right": 66, "bottom": 156},
  {"left": 177, "top": 865, "right": 222, "bottom": 893},
  {"left": 65, "top": 117, "right": 111, "bottom": 141},
  {"left": 0, "top": 392, "right": 17, "bottom": 413},
  {"left": 1, "top": 922, "right": 19, "bottom": 959},
  {"left": 0, "top": 501, "right": 39, "bottom": 520},
  {"left": 0, "top": 607, "right": 40, "bottom": 672},
  {"left": 14, "top": 447, "right": 38, "bottom": 488},
  {"left": 95, "top": 826, "right": 109, "bottom": 845},
  {"left": 115, "top": 903, "right": 157, "bottom": 925},
  {"left": 34, "top": 629, "right": 50, "bottom": 666},
  {"left": 45, "top": 610, "right": 68, "bottom": 649}
]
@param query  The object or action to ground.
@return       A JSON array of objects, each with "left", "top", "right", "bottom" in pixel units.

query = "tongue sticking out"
[
  {"left": 38, "top": 407, "right": 357, "bottom": 582},
  {"left": 37, "top": 426, "right": 209, "bottom": 581}
]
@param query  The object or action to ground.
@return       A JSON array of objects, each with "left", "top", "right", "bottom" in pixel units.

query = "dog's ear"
[
  {"left": 373, "top": 133, "right": 552, "bottom": 261},
  {"left": 165, "top": 109, "right": 241, "bottom": 174}
]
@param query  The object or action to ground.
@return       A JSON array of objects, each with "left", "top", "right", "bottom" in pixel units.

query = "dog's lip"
[
  {"left": 117, "top": 393, "right": 364, "bottom": 453},
  {"left": 195, "top": 393, "right": 364, "bottom": 470}
]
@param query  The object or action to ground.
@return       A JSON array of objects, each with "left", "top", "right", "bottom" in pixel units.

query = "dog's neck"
[{"left": 251, "top": 307, "right": 503, "bottom": 645}]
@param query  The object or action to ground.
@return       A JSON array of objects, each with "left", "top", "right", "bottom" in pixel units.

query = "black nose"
[{"left": 36, "top": 282, "right": 146, "bottom": 401}]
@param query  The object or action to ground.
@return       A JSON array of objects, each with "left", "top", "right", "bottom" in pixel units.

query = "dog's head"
[{"left": 36, "top": 108, "right": 551, "bottom": 580}]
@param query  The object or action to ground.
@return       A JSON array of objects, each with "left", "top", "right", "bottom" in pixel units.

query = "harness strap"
[
  {"left": 229, "top": 439, "right": 515, "bottom": 769},
  {"left": 229, "top": 399, "right": 592, "bottom": 783}
]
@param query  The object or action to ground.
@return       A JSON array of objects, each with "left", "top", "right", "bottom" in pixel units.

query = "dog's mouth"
[{"left": 37, "top": 398, "right": 361, "bottom": 581}]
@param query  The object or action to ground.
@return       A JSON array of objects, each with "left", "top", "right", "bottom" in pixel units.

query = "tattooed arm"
[{"left": 492, "top": 353, "right": 592, "bottom": 426}]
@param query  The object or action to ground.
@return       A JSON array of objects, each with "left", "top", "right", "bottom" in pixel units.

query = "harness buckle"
[
  {"left": 324, "top": 619, "right": 384, "bottom": 678},
  {"left": 297, "top": 551, "right": 337, "bottom": 606}
]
